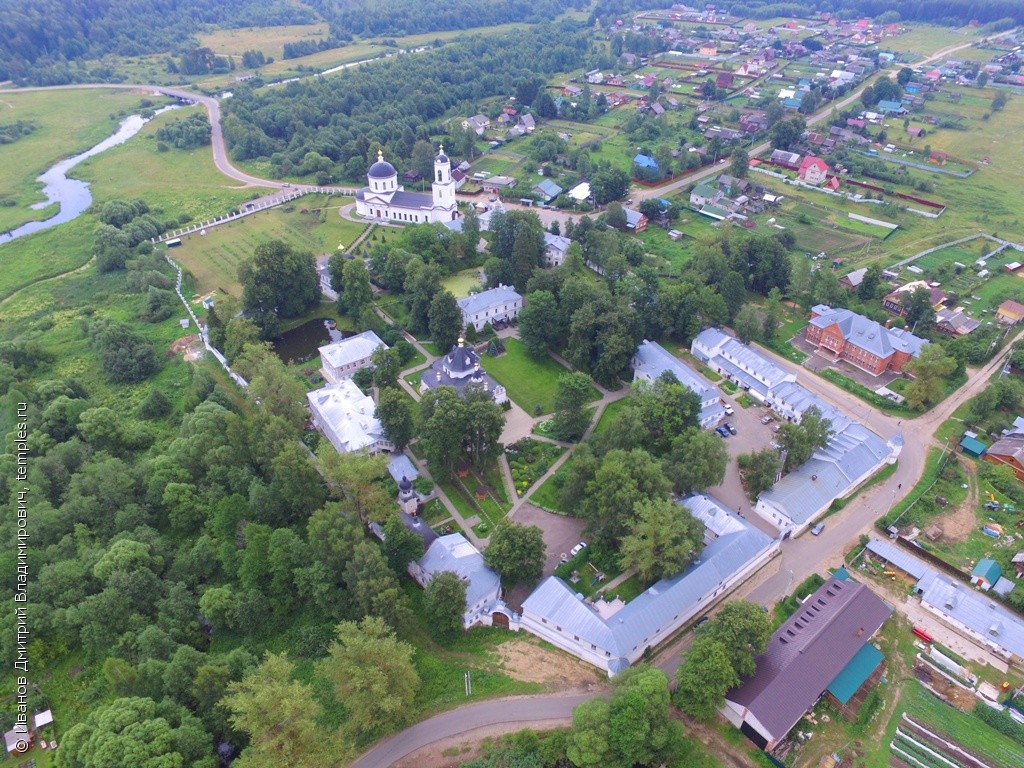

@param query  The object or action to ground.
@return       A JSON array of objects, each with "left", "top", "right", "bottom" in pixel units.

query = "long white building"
[
  {"left": 517, "top": 494, "right": 779, "bottom": 675},
  {"left": 632, "top": 339, "right": 724, "bottom": 429}
]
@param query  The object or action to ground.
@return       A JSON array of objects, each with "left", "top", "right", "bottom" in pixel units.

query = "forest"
[
  {"left": 307, "top": 0, "right": 589, "bottom": 38},
  {"left": 220, "top": 22, "right": 594, "bottom": 179},
  {"left": 0, "top": 0, "right": 312, "bottom": 83}
]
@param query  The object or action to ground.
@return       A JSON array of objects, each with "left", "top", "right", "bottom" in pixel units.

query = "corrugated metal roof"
[
  {"left": 918, "top": 571, "right": 1024, "bottom": 660},
  {"left": 865, "top": 539, "right": 930, "bottom": 579},
  {"left": 521, "top": 495, "right": 776, "bottom": 661},
  {"left": 759, "top": 423, "right": 892, "bottom": 526},
  {"left": 319, "top": 330, "right": 387, "bottom": 370},
  {"left": 457, "top": 285, "right": 522, "bottom": 316},
  {"left": 633, "top": 340, "right": 718, "bottom": 407},
  {"left": 726, "top": 578, "right": 891, "bottom": 743},
  {"left": 809, "top": 306, "right": 928, "bottom": 358},
  {"left": 419, "top": 534, "right": 500, "bottom": 612},
  {"left": 827, "top": 643, "right": 884, "bottom": 704}
]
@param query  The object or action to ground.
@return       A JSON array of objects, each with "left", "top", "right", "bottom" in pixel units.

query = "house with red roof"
[{"left": 798, "top": 155, "right": 829, "bottom": 186}]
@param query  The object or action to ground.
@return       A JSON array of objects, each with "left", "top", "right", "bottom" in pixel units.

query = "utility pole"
[{"left": 464, "top": 670, "right": 472, "bottom": 696}]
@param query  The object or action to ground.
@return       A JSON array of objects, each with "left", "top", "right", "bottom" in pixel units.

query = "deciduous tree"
[
  {"left": 551, "top": 371, "right": 594, "bottom": 441},
  {"left": 620, "top": 498, "right": 704, "bottom": 584},
  {"left": 428, "top": 290, "right": 463, "bottom": 352},
  {"left": 666, "top": 428, "right": 728, "bottom": 494},
  {"left": 905, "top": 345, "right": 956, "bottom": 409},
  {"left": 484, "top": 522, "right": 546, "bottom": 586},
  {"left": 424, "top": 570, "right": 467, "bottom": 641},
  {"left": 673, "top": 637, "right": 739, "bottom": 720},
  {"left": 375, "top": 387, "right": 414, "bottom": 450}
]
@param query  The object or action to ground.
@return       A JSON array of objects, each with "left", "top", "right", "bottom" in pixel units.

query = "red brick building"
[{"left": 805, "top": 305, "right": 928, "bottom": 376}]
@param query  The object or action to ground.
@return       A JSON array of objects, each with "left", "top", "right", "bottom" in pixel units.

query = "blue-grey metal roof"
[
  {"left": 634, "top": 153, "right": 658, "bottom": 168},
  {"left": 759, "top": 423, "right": 892, "bottom": 525},
  {"left": 387, "top": 454, "right": 420, "bottom": 483},
  {"left": 533, "top": 179, "right": 563, "bottom": 198},
  {"left": 456, "top": 285, "right": 522, "bottom": 316},
  {"left": 917, "top": 571, "right": 1024, "bottom": 660},
  {"left": 768, "top": 381, "right": 851, "bottom": 431},
  {"left": 624, "top": 208, "right": 645, "bottom": 228},
  {"left": 521, "top": 494, "right": 776, "bottom": 660},
  {"left": 387, "top": 190, "right": 434, "bottom": 210},
  {"left": 418, "top": 533, "right": 500, "bottom": 612},
  {"left": 865, "top": 538, "right": 931, "bottom": 580},
  {"left": 633, "top": 340, "right": 718, "bottom": 407},
  {"left": 809, "top": 306, "right": 928, "bottom": 359},
  {"left": 544, "top": 232, "right": 571, "bottom": 253}
]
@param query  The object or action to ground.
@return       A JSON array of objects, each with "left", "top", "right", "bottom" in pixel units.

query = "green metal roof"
[
  {"left": 959, "top": 436, "right": 987, "bottom": 456},
  {"left": 972, "top": 558, "right": 1002, "bottom": 585},
  {"left": 826, "top": 642, "right": 884, "bottom": 705},
  {"left": 833, "top": 566, "right": 851, "bottom": 581}
]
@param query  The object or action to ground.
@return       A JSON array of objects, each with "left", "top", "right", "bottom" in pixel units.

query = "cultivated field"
[{"left": 197, "top": 23, "right": 331, "bottom": 59}]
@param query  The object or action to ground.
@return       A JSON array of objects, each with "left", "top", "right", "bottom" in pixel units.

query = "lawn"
[
  {"left": 441, "top": 267, "right": 485, "bottom": 298},
  {"left": 591, "top": 397, "right": 630, "bottom": 437},
  {"left": 161, "top": 194, "right": 364, "bottom": 296},
  {"left": 480, "top": 338, "right": 597, "bottom": 415},
  {"left": 0, "top": 88, "right": 169, "bottom": 232},
  {"left": 529, "top": 456, "right": 571, "bottom": 514},
  {"left": 889, "top": 24, "right": 982, "bottom": 59}
]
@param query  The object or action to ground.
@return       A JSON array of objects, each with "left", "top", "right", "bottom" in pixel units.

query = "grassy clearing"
[
  {"left": 889, "top": 25, "right": 982, "bottom": 59},
  {"left": 161, "top": 194, "right": 363, "bottom": 296},
  {"left": 75, "top": 104, "right": 271, "bottom": 230},
  {"left": 0, "top": 215, "right": 96, "bottom": 301},
  {"left": 481, "top": 338, "right": 596, "bottom": 415},
  {"left": 591, "top": 397, "right": 630, "bottom": 437},
  {"left": 197, "top": 23, "right": 330, "bottom": 58},
  {"left": 0, "top": 88, "right": 168, "bottom": 231}
]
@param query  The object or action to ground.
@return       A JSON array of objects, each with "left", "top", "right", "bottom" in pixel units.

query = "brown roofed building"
[
  {"left": 985, "top": 433, "right": 1024, "bottom": 481},
  {"left": 996, "top": 299, "right": 1024, "bottom": 325},
  {"left": 882, "top": 281, "right": 945, "bottom": 317},
  {"left": 722, "top": 578, "right": 892, "bottom": 751}
]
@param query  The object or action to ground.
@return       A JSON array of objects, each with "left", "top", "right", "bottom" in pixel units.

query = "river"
[{"left": 0, "top": 104, "right": 178, "bottom": 245}]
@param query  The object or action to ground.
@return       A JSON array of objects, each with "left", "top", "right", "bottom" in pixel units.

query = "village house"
[
  {"left": 798, "top": 155, "right": 829, "bottom": 186},
  {"left": 805, "top": 305, "right": 928, "bottom": 376},
  {"left": 623, "top": 207, "right": 648, "bottom": 233},
  {"left": 883, "top": 281, "right": 946, "bottom": 318},
  {"left": 543, "top": 232, "right": 572, "bottom": 267},
  {"left": 996, "top": 299, "right": 1024, "bottom": 325},
  {"left": 318, "top": 330, "right": 387, "bottom": 383},
  {"left": 690, "top": 181, "right": 722, "bottom": 208},
  {"left": 457, "top": 284, "right": 522, "bottom": 331},
  {"left": 839, "top": 267, "right": 867, "bottom": 292},
  {"left": 462, "top": 114, "right": 490, "bottom": 135},
  {"left": 934, "top": 307, "right": 980, "bottom": 337},
  {"left": 984, "top": 432, "right": 1024, "bottom": 481}
]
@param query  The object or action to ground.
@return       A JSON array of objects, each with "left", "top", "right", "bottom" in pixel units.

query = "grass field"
[
  {"left": 162, "top": 194, "right": 365, "bottom": 296},
  {"left": 197, "top": 23, "right": 330, "bottom": 58},
  {"left": 0, "top": 88, "right": 169, "bottom": 231},
  {"left": 480, "top": 338, "right": 597, "bottom": 415},
  {"left": 889, "top": 25, "right": 982, "bottom": 59}
]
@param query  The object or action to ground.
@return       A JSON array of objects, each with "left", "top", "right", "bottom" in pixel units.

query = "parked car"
[
  {"left": 811, "top": 523, "right": 825, "bottom": 536},
  {"left": 761, "top": 415, "right": 773, "bottom": 425},
  {"left": 715, "top": 426, "right": 729, "bottom": 438},
  {"left": 694, "top": 615, "right": 710, "bottom": 628},
  {"left": 725, "top": 422, "right": 737, "bottom": 435},
  {"left": 723, "top": 404, "right": 734, "bottom": 416},
  {"left": 570, "top": 541, "right": 587, "bottom": 557}
]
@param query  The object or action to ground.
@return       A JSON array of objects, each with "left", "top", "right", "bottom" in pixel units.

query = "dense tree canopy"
[{"left": 238, "top": 239, "right": 319, "bottom": 337}]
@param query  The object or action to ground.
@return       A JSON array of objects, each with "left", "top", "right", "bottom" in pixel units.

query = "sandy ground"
[{"left": 495, "top": 639, "right": 603, "bottom": 689}]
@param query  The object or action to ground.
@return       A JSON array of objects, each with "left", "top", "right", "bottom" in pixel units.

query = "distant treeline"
[
  {"left": 306, "top": 0, "right": 589, "bottom": 38},
  {"left": 221, "top": 23, "right": 592, "bottom": 178},
  {"left": 0, "top": 0, "right": 313, "bottom": 84}
]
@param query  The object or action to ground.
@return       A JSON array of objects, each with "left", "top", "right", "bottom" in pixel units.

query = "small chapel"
[{"left": 354, "top": 145, "right": 458, "bottom": 223}]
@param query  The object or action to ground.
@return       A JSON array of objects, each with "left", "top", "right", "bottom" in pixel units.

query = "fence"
[
  {"left": 163, "top": 252, "right": 248, "bottom": 388},
  {"left": 151, "top": 186, "right": 354, "bottom": 244}
]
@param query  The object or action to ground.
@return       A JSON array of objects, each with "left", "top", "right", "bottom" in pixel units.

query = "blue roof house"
[
  {"left": 633, "top": 153, "right": 658, "bottom": 169},
  {"left": 971, "top": 559, "right": 1002, "bottom": 591}
]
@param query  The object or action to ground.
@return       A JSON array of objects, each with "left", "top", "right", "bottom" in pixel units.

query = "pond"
[
  {"left": 0, "top": 104, "right": 179, "bottom": 245},
  {"left": 272, "top": 318, "right": 351, "bottom": 364}
]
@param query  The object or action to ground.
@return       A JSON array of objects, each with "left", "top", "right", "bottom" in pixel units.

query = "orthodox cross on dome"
[
  {"left": 378, "top": 149, "right": 384, "bottom": 162},
  {"left": 438, "top": 143, "right": 445, "bottom": 154}
]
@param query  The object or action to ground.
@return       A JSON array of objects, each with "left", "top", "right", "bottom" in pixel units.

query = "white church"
[{"left": 354, "top": 146, "right": 458, "bottom": 224}]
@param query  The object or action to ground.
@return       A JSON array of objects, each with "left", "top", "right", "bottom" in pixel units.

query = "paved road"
[{"left": 350, "top": 693, "right": 593, "bottom": 768}]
